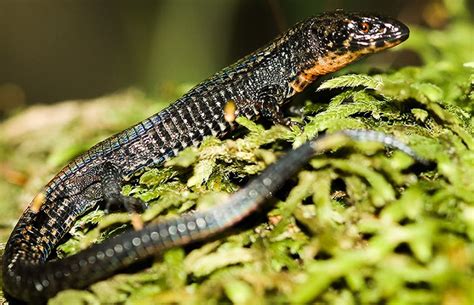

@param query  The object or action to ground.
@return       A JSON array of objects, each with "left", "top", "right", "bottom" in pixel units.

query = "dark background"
[{"left": 0, "top": 0, "right": 470, "bottom": 113}]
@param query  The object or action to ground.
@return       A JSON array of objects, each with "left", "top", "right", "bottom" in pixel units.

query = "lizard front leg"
[{"left": 254, "top": 84, "right": 300, "bottom": 128}]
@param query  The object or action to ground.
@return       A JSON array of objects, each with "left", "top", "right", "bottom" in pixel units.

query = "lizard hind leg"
[{"left": 101, "top": 162, "right": 147, "bottom": 214}]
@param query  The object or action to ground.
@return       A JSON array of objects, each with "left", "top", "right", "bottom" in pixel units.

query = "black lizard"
[{"left": 3, "top": 11, "right": 411, "bottom": 303}]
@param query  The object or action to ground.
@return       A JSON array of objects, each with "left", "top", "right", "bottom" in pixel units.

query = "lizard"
[{"left": 2, "top": 10, "right": 411, "bottom": 303}]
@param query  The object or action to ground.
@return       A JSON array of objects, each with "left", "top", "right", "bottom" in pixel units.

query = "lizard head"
[
  {"left": 310, "top": 11, "right": 409, "bottom": 55},
  {"left": 288, "top": 11, "right": 409, "bottom": 93}
]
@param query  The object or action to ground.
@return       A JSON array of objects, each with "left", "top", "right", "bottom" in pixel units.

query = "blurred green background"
[{"left": 1, "top": 0, "right": 472, "bottom": 113}]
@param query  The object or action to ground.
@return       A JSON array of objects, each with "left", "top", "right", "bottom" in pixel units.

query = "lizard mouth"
[
  {"left": 350, "top": 18, "right": 410, "bottom": 51},
  {"left": 379, "top": 22, "right": 410, "bottom": 46}
]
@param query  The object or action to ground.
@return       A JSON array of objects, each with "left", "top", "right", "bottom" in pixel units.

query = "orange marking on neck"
[
  {"left": 305, "top": 51, "right": 363, "bottom": 76},
  {"left": 290, "top": 51, "right": 364, "bottom": 93}
]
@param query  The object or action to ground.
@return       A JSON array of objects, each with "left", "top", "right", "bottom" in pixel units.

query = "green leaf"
[{"left": 318, "top": 74, "right": 383, "bottom": 91}]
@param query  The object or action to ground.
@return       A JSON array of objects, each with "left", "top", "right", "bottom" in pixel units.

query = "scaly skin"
[{"left": 3, "top": 11, "right": 409, "bottom": 303}]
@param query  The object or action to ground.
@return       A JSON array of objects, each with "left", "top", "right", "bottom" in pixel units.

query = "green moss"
[{"left": 1, "top": 5, "right": 473, "bottom": 305}]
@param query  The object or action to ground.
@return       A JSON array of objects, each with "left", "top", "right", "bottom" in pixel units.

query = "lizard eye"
[{"left": 360, "top": 22, "right": 370, "bottom": 33}]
